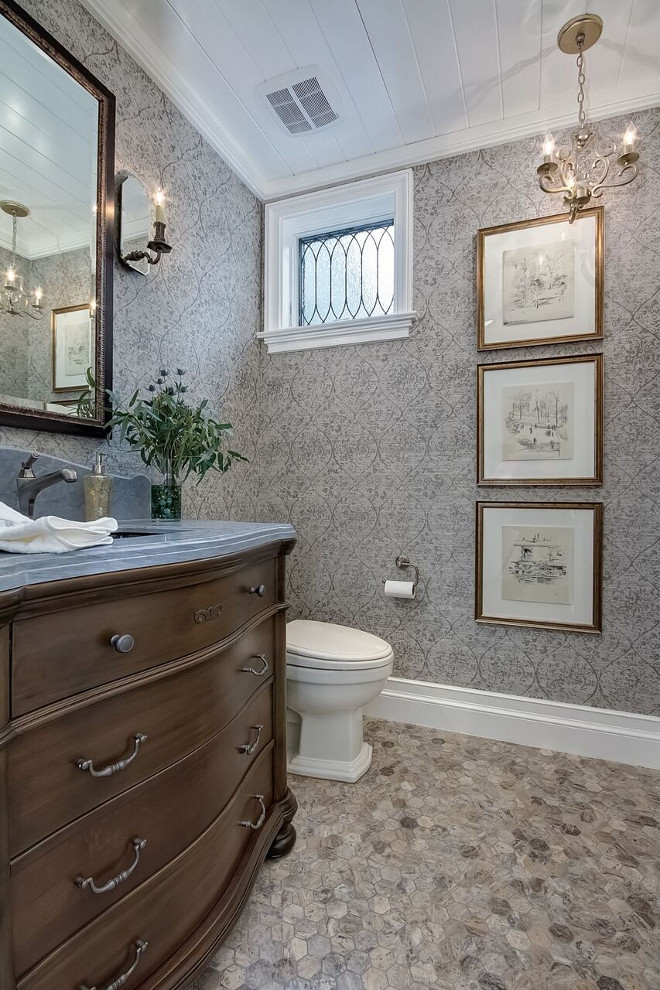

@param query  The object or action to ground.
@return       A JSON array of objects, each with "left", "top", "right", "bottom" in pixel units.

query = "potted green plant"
[{"left": 80, "top": 369, "right": 246, "bottom": 520}]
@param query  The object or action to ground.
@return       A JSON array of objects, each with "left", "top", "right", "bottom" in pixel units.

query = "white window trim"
[{"left": 259, "top": 169, "right": 415, "bottom": 354}]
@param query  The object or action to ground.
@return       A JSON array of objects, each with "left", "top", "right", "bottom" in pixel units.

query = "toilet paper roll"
[{"left": 383, "top": 579, "right": 416, "bottom": 600}]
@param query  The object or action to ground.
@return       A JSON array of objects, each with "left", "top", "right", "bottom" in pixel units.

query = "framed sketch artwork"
[
  {"left": 478, "top": 354, "right": 603, "bottom": 485},
  {"left": 477, "top": 208, "right": 603, "bottom": 349},
  {"left": 475, "top": 502, "right": 602, "bottom": 633},
  {"left": 52, "top": 304, "right": 93, "bottom": 392}
]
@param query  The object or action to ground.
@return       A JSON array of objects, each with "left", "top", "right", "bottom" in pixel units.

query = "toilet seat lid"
[{"left": 286, "top": 619, "right": 393, "bottom": 668}]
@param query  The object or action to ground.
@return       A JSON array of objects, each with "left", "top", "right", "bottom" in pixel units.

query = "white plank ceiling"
[
  {"left": 82, "top": 0, "right": 660, "bottom": 201},
  {"left": 0, "top": 9, "right": 98, "bottom": 258}
]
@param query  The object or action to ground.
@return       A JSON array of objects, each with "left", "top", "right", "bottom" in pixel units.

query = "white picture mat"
[
  {"left": 483, "top": 214, "right": 597, "bottom": 345},
  {"left": 481, "top": 505, "right": 595, "bottom": 626},
  {"left": 482, "top": 360, "right": 596, "bottom": 480}
]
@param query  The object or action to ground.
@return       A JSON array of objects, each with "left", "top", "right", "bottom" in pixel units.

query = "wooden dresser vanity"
[{"left": 0, "top": 526, "right": 297, "bottom": 990}]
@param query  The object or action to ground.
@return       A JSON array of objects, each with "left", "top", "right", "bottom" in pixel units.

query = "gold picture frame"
[
  {"left": 477, "top": 353, "right": 603, "bottom": 486},
  {"left": 475, "top": 501, "right": 603, "bottom": 634},
  {"left": 477, "top": 207, "right": 604, "bottom": 350},
  {"left": 51, "top": 304, "right": 93, "bottom": 393}
]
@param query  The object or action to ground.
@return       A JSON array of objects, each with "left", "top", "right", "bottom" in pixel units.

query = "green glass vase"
[{"left": 150, "top": 459, "right": 182, "bottom": 520}]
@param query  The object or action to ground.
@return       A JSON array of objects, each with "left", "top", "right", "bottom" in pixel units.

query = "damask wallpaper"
[
  {"left": 255, "top": 107, "right": 660, "bottom": 717},
  {"left": 0, "top": 1, "right": 657, "bottom": 717},
  {"left": 0, "top": 0, "right": 263, "bottom": 521}
]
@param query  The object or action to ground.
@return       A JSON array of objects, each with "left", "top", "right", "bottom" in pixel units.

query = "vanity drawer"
[
  {"left": 12, "top": 557, "right": 276, "bottom": 715},
  {"left": 11, "top": 686, "right": 274, "bottom": 974},
  {"left": 17, "top": 749, "right": 275, "bottom": 990},
  {"left": 8, "top": 618, "right": 275, "bottom": 855}
]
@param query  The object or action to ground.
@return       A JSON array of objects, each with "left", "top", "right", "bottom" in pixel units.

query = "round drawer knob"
[
  {"left": 110, "top": 633, "right": 135, "bottom": 653},
  {"left": 249, "top": 584, "right": 266, "bottom": 597}
]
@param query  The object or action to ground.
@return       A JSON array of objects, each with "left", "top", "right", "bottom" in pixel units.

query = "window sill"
[{"left": 257, "top": 311, "right": 416, "bottom": 354}]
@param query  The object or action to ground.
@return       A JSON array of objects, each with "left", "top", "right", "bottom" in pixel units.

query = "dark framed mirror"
[{"left": 0, "top": 0, "right": 114, "bottom": 437}]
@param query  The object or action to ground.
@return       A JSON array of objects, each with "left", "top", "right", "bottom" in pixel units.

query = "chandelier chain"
[
  {"left": 576, "top": 35, "right": 586, "bottom": 127},
  {"left": 11, "top": 213, "right": 17, "bottom": 266}
]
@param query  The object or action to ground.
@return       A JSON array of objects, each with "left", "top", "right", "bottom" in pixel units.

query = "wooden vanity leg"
[
  {"left": 268, "top": 787, "right": 298, "bottom": 859},
  {"left": 0, "top": 627, "right": 13, "bottom": 990},
  {"left": 269, "top": 548, "right": 298, "bottom": 861}
]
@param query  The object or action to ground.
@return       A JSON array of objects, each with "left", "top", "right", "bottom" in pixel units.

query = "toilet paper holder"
[{"left": 383, "top": 555, "right": 419, "bottom": 592}]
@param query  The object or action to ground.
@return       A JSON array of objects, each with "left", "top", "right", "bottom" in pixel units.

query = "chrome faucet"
[{"left": 16, "top": 453, "right": 78, "bottom": 518}]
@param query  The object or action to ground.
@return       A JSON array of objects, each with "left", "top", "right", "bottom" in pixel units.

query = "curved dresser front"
[{"left": 0, "top": 531, "right": 297, "bottom": 990}]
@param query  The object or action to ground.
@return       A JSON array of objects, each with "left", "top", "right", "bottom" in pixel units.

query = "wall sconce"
[{"left": 117, "top": 174, "right": 172, "bottom": 275}]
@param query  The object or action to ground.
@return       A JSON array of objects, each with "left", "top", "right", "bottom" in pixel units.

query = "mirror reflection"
[
  {"left": 0, "top": 8, "right": 99, "bottom": 419},
  {"left": 119, "top": 175, "right": 151, "bottom": 276}
]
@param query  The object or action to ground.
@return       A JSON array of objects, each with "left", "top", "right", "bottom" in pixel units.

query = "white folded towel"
[{"left": 0, "top": 501, "right": 118, "bottom": 554}]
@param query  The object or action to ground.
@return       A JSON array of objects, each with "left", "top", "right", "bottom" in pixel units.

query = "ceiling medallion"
[{"left": 537, "top": 13, "right": 640, "bottom": 223}]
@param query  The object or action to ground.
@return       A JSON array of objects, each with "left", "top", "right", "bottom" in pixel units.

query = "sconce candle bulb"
[{"left": 154, "top": 188, "right": 166, "bottom": 224}]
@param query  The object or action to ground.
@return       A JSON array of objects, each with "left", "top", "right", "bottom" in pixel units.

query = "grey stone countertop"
[{"left": 0, "top": 519, "right": 297, "bottom": 593}]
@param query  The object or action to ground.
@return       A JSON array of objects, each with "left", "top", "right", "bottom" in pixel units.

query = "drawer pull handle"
[
  {"left": 241, "top": 654, "right": 269, "bottom": 677},
  {"left": 193, "top": 603, "right": 223, "bottom": 623},
  {"left": 80, "top": 938, "right": 148, "bottom": 990},
  {"left": 238, "top": 724, "right": 264, "bottom": 755},
  {"left": 76, "top": 733, "right": 148, "bottom": 778},
  {"left": 110, "top": 633, "right": 135, "bottom": 654},
  {"left": 75, "top": 837, "right": 147, "bottom": 895},
  {"left": 240, "top": 794, "right": 267, "bottom": 830},
  {"left": 249, "top": 584, "right": 266, "bottom": 597}
]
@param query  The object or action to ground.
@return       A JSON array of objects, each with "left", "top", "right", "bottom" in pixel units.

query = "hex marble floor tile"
[{"left": 184, "top": 720, "right": 659, "bottom": 990}]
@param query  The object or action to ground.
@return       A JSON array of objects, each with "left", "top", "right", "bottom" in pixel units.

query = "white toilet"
[{"left": 286, "top": 619, "right": 393, "bottom": 782}]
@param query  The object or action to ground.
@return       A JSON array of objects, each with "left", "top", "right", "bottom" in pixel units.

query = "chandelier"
[
  {"left": 536, "top": 14, "right": 639, "bottom": 223},
  {"left": 0, "top": 201, "right": 44, "bottom": 319}
]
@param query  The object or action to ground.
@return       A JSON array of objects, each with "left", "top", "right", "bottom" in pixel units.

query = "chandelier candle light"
[
  {"left": 537, "top": 14, "right": 640, "bottom": 222},
  {"left": 0, "top": 202, "right": 44, "bottom": 319}
]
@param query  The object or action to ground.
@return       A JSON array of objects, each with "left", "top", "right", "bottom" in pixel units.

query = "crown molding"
[
  {"left": 260, "top": 91, "right": 660, "bottom": 201},
  {"left": 78, "top": 0, "right": 660, "bottom": 204},
  {"left": 79, "top": 0, "right": 270, "bottom": 200},
  {"left": 0, "top": 232, "right": 90, "bottom": 260}
]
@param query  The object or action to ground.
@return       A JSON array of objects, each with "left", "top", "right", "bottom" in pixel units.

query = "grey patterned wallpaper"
[
  {"left": 255, "top": 107, "right": 660, "bottom": 717},
  {"left": 0, "top": 1, "right": 657, "bottom": 717},
  {"left": 0, "top": 0, "right": 262, "bottom": 520}
]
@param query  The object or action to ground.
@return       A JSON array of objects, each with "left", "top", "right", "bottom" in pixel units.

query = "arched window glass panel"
[{"left": 299, "top": 220, "right": 394, "bottom": 327}]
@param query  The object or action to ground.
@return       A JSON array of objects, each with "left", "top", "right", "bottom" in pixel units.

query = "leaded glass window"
[{"left": 299, "top": 219, "right": 394, "bottom": 327}]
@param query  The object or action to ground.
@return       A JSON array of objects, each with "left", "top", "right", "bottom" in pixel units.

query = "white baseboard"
[{"left": 365, "top": 677, "right": 660, "bottom": 770}]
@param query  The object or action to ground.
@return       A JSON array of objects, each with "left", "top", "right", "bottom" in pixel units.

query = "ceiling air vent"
[{"left": 259, "top": 66, "right": 342, "bottom": 136}]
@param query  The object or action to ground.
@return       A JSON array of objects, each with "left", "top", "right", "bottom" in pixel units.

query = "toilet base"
[{"left": 288, "top": 742, "right": 373, "bottom": 783}]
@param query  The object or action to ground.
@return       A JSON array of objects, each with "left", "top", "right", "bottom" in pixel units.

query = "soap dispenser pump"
[{"left": 84, "top": 451, "right": 113, "bottom": 520}]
